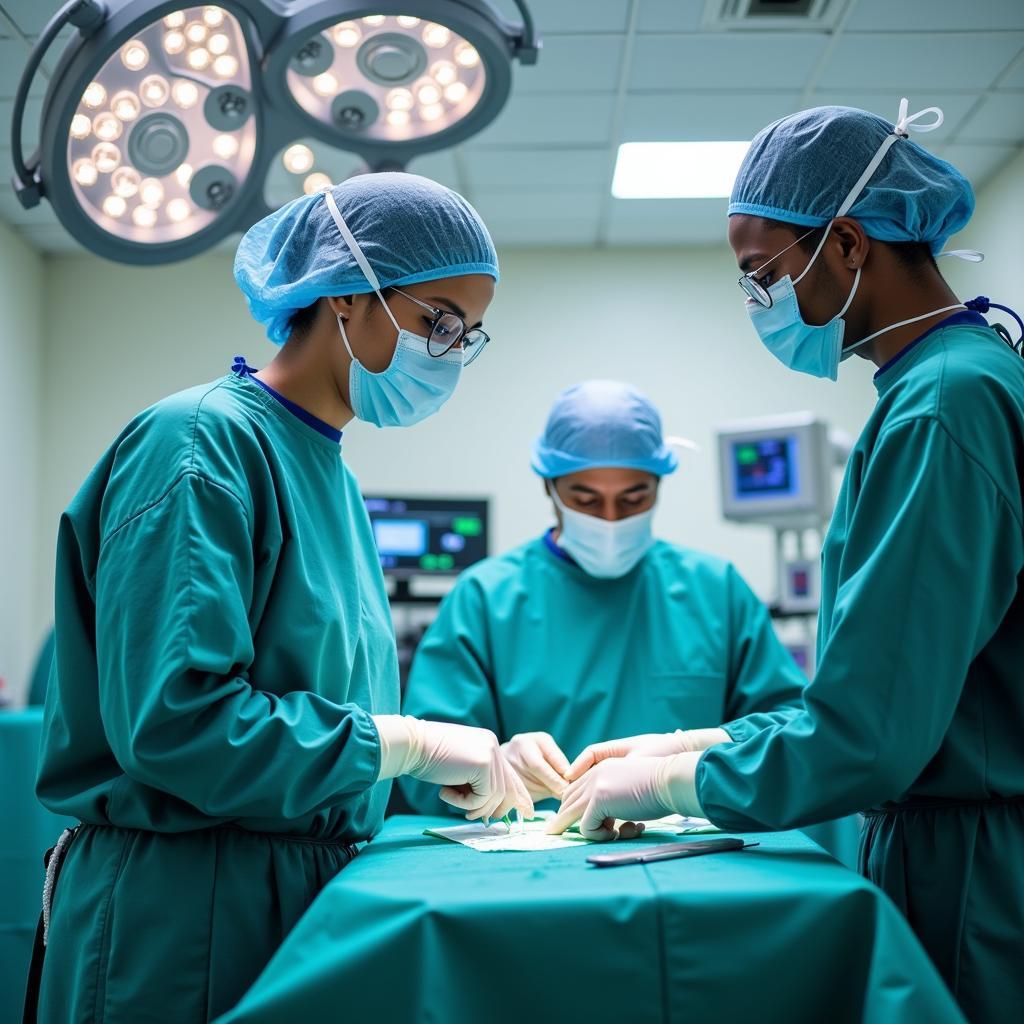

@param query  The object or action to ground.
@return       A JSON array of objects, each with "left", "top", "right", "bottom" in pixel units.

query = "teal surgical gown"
[
  {"left": 35, "top": 372, "right": 398, "bottom": 1022},
  {"left": 697, "top": 319, "right": 1024, "bottom": 1022},
  {"left": 400, "top": 537, "right": 860, "bottom": 866}
]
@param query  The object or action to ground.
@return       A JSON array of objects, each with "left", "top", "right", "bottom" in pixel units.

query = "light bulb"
[
  {"left": 203, "top": 7, "right": 225, "bottom": 27},
  {"left": 163, "top": 30, "right": 186, "bottom": 54},
  {"left": 397, "top": 16, "right": 420, "bottom": 28},
  {"left": 444, "top": 81, "right": 468, "bottom": 104},
  {"left": 93, "top": 113, "right": 122, "bottom": 142},
  {"left": 454, "top": 43, "right": 480, "bottom": 68},
  {"left": 132, "top": 205, "right": 158, "bottom": 227},
  {"left": 187, "top": 47, "right": 211, "bottom": 70},
  {"left": 175, "top": 163, "right": 194, "bottom": 186},
  {"left": 362, "top": 15, "right": 386, "bottom": 26},
  {"left": 213, "top": 54, "right": 239, "bottom": 78},
  {"left": 92, "top": 143, "right": 121, "bottom": 174},
  {"left": 387, "top": 110, "right": 410, "bottom": 127},
  {"left": 303, "top": 172, "right": 332, "bottom": 195},
  {"left": 283, "top": 144, "right": 314, "bottom": 174},
  {"left": 163, "top": 12, "right": 185, "bottom": 29},
  {"left": 140, "top": 75, "right": 169, "bottom": 107},
  {"left": 112, "top": 90, "right": 141, "bottom": 122},
  {"left": 82, "top": 82, "right": 106, "bottom": 108},
  {"left": 139, "top": 178, "right": 165, "bottom": 206},
  {"left": 121, "top": 41, "right": 149, "bottom": 71},
  {"left": 208, "top": 32, "right": 229, "bottom": 55},
  {"left": 72, "top": 159, "right": 98, "bottom": 186},
  {"left": 417, "top": 83, "right": 441, "bottom": 105},
  {"left": 422, "top": 23, "right": 451, "bottom": 48},
  {"left": 212, "top": 134, "right": 239, "bottom": 159},
  {"left": 70, "top": 114, "right": 92, "bottom": 139},
  {"left": 313, "top": 72, "right": 338, "bottom": 97},
  {"left": 387, "top": 88, "right": 413, "bottom": 111},
  {"left": 333, "top": 23, "right": 360, "bottom": 47},
  {"left": 431, "top": 61, "right": 457, "bottom": 86},
  {"left": 172, "top": 80, "right": 200, "bottom": 109},
  {"left": 420, "top": 103, "right": 444, "bottom": 122},
  {"left": 111, "top": 166, "right": 141, "bottom": 198},
  {"left": 167, "top": 198, "right": 191, "bottom": 222},
  {"left": 102, "top": 195, "right": 127, "bottom": 218},
  {"left": 185, "top": 22, "right": 208, "bottom": 44}
]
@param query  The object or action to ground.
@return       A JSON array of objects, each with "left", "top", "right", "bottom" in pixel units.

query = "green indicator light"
[
  {"left": 737, "top": 445, "right": 759, "bottom": 465},
  {"left": 438, "top": 554, "right": 454, "bottom": 570},
  {"left": 453, "top": 517, "right": 482, "bottom": 537},
  {"left": 420, "top": 554, "right": 439, "bottom": 570}
]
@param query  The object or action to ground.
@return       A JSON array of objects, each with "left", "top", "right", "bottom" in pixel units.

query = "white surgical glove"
[
  {"left": 501, "top": 732, "right": 571, "bottom": 801},
  {"left": 565, "top": 728, "right": 731, "bottom": 782},
  {"left": 374, "top": 715, "right": 533, "bottom": 824},
  {"left": 547, "top": 752, "right": 706, "bottom": 841}
]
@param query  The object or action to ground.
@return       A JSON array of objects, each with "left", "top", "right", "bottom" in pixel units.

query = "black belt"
[
  {"left": 863, "top": 794, "right": 1024, "bottom": 816},
  {"left": 21, "top": 823, "right": 359, "bottom": 1023}
]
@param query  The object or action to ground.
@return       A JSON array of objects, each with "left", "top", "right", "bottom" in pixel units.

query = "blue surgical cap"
[
  {"left": 728, "top": 105, "right": 974, "bottom": 254},
  {"left": 234, "top": 172, "right": 499, "bottom": 345},
  {"left": 532, "top": 381, "right": 679, "bottom": 479}
]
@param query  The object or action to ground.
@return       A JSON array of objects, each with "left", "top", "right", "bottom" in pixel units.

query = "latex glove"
[
  {"left": 547, "top": 752, "right": 705, "bottom": 841},
  {"left": 501, "top": 732, "right": 571, "bottom": 801},
  {"left": 374, "top": 715, "right": 533, "bottom": 823},
  {"left": 565, "top": 728, "right": 731, "bottom": 782}
]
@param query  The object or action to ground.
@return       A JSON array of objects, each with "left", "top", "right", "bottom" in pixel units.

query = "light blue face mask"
[
  {"left": 745, "top": 99, "right": 969, "bottom": 381},
  {"left": 324, "top": 190, "right": 463, "bottom": 428},
  {"left": 549, "top": 485, "right": 655, "bottom": 579}
]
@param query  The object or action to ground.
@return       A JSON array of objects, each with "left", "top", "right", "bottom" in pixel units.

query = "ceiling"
[{"left": 1, "top": 0, "right": 1022, "bottom": 255}]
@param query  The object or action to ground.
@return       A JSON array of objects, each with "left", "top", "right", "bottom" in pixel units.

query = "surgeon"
[
  {"left": 549, "top": 100, "right": 1024, "bottom": 1020},
  {"left": 31, "top": 173, "right": 531, "bottom": 1024},
  {"left": 400, "top": 380, "right": 859, "bottom": 864}
]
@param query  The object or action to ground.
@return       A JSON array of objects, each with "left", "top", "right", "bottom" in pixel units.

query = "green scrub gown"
[
  {"left": 36, "top": 372, "right": 398, "bottom": 1022},
  {"left": 697, "top": 318, "right": 1024, "bottom": 1021},
  {"left": 400, "top": 537, "right": 860, "bottom": 865}
]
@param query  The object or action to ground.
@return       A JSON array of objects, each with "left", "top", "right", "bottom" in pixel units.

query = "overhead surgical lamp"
[{"left": 11, "top": 0, "right": 538, "bottom": 263}]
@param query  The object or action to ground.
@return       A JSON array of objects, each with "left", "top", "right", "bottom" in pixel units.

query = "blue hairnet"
[
  {"left": 532, "top": 381, "right": 679, "bottom": 479},
  {"left": 234, "top": 172, "right": 499, "bottom": 345},
  {"left": 728, "top": 105, "right": 974, "bottom": 253}
]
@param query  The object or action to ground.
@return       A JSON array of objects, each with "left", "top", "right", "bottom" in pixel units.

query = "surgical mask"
[
  {"left": 324, "top": 190, "right": 462, "bottom": 428},
  {"left": 746, "top": 99, "right": 969, "bottom": 381},
  {"left": 549, "top": 486, "right": 655, "bottom": 579}
]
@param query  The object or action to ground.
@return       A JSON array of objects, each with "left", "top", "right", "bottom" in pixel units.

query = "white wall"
[
  {"left": 33, "top": 242, "right": 880, "bottom": 647},
  {"left": 0, "top": 219, "right": 44, "bottom": 704}
]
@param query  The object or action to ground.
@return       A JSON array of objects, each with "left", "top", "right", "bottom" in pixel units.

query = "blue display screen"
[
  {"left": 732, "top": 436, "right": 799, "bottom": 499},
  {"left": 373, "top": 519, "right": 428, "bottom": 557}
]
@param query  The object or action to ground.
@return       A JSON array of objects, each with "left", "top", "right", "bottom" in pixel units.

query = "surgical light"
[{"left": 12, "top": 1, "right": 539, "bottom": 264}]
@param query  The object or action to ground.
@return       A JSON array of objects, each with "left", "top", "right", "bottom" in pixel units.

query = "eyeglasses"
[
  {"left": 737, "top": 227, "right": 820, "bottom": 308},
  {"left": 390, "top": 288, "right": 490, "bottom": 366}
]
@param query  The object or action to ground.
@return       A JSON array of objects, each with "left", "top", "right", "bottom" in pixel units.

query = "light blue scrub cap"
[
  {"left": 532, "top": 381, "right": 679, "bottom": 479},
  {"left": 234, "top": 172, "right": 499, "bottom": 345},
  {"left": 728, "top": 104, "right": 974, "bottom": 254}
]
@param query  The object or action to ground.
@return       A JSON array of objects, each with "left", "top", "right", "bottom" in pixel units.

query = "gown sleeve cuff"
[
  {"left": 372, "top": 715, "right": 422, "bottom": 781},
  {"left": 654, "top": 751, "right": 705, "bottom": 818}
]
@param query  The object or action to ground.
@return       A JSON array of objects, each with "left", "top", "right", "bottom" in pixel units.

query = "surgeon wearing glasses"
[{"left": 550, "top": 101, "right": 1024, "bottom": 1021}]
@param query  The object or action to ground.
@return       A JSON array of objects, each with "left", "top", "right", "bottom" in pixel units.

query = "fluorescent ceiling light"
[{"left": 612, "top": 141, "right": 750, "bottom": 199}]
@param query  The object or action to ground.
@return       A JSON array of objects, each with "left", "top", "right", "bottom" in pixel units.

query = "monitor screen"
[
  {"left": 364, "top": 496, "right": 488, "bottom": 576},
  {"left": 731, "top": 436, "right": 800, "bottom": 500}
]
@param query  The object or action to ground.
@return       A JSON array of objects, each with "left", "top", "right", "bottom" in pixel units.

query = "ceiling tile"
[
  {"left": 937, "top": 143, "right": 1019, "bottom": 189},
  {"left": 1, "top": 0, "right": 57, "bottom": 36},
  {"left": 472, "top": 188, "right": 604, "bottom": 223},
  {"left": 1004, "top": 59, "right": 1024, "bottom": 89},
  {"left": 621, "top": 91, "right": 801, "bottom": 142},
  {"left": 846, "top": 0, "right": 1024, "bottom": 33},
  {"left": 406, "top": 149, "right": 462, "bottom": 189},
  {"left": 629, "top": 34, "right": 828, "bottom": 92},
  {"left": 15, "top": 222, "right": 84, "bottom": 252},
  {"left": 808, "top": 91, "right": 977, "bottom": 142},
  {"left": 956, "top": 91, "right": 1024, "bottom": 143},
  {"left": 818, "top": 32, "right": 1024, "bottom": 91},
  {"left": 513, "top": 35, "right": 623, "bottom": 93},
  {"left": 636, "top": 0, "right": 705, "bottom": 34},
  {"left": 463, "top": 147, "right": 610, "bottom": 190},
  {"left": 604, "top": 197, "right": 729, "bottom": 246},
  {"left": 0, "top": 37, "right": 38, "bottom": 98},
  {"left": 525, "top": 0, "right": 629, "bottom": 35},
  {"left": 470, "top": 93, "right": 612, "bottom": 147},
  {"left": 489, "top": 217, "right": 599, "bottom": 246}
]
